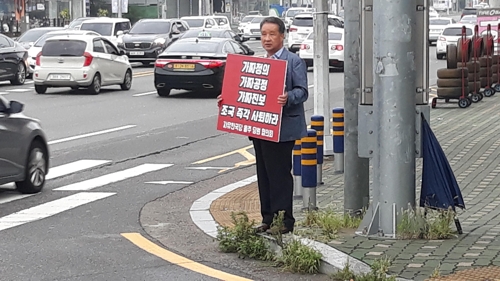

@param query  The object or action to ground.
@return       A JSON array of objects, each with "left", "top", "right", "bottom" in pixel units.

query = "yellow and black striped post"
[
  {"left": 311, "top": 115, "right": 324, "bottom": 185},
  {"left": 293, "top": 139, "right": 302, "bottom": 199},
  {"left": 332, "top": 108, "right": 345, "bottom": 174},
  {"left": 301, "top": 129, "right": 318, "bottom": 210}
]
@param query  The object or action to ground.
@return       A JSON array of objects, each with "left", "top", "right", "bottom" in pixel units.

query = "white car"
[
  {"left": 243, "top": 16, "right": 266, "bottom": 40},
  {"left": 213, "top": 15, "right": 231, "bottom": 30},
  {"left": 429, "top": 6, "right": 440, "bottom": 18},
  {"left": 27, "top": 30, "right": 101, "bottom": 77},
  {"left": 238, "top": 16, "right": 256, "bottom": 34},
  {"left": 33, "top": 35, "right": 132, "bottom": 95},
  {"left": 181, "top": 16, "right": 219, "bottom": 30},
  {"left": 298, "top": 27, "right": 345, "bottom": 69},
  {"left": 79, "top": 18, "right": 131, "bottom": 47},
  {"left": 429, "top": 17, "right": 455, "bottom": 45},
  {"left": 436, "top": 23, "right": 474, "bottom": 60},
  {"left": 283, "top": 7, "right": 313, "bottom": 30},
  {"left": 288, "top": 13, "right": 344, "bottom": 53}
]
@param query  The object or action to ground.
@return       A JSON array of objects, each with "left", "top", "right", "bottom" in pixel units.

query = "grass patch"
[
  {"left": 397, "top": 207, "right": 456, "bottom": 240},
  {"left": 217, "top": 211, "right": 323, "bottom": 274},
  {"left": 299, "top": 208, "right": 363, "bottom": 239},
  {"left": 331, "top": 256, "right": 397, "bottom": 281}
]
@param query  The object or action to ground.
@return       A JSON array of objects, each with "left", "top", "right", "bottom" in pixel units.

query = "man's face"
[{"left": 261, "top": 22, "right": 285, "bottom": 53}]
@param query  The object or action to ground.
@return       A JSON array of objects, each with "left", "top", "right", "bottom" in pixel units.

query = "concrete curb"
[{"left": 189, "top": 175, "right": 412, "bottom": 280}]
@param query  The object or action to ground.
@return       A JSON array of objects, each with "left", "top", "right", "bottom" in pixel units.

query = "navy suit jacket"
[{"left": 275, "top": 48, "right": 309, "bottom": 142}]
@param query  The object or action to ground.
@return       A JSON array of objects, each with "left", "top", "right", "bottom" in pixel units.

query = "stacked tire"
[
  {"left": 435, "top": 44, "right": 472, "bottom": 109},
  {"left": 480, "top": 34, "right": 498, "bottom": 96}
]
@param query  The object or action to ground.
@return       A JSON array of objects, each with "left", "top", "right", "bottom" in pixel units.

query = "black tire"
[
  {"left": 120, "top": 69, "right": 132, "bottom": 90},
  {"left": 447, "top": 44, "right": 458, "bottom": 69},
  {"left": 457, "top": 38, "right": 473, "bottom": 62},
  {"left": 436, "top": 53, "right": 445, "bottom": 60},
  {"left": 479, "top": 67, "right": 490, "bottom": 77},
  {"left": 493, "top": 74, "right": 499, "bottom": 84},
  {"left": 471, "top": 36, "right": 484, "bottom": 58},
  {"left": 15, "top": 141, "right": 48, "bottom": 194},
  {"left": 437, "top": 68, "right": 468, "bottom": 79},
  {"left": 480, "top": 77, "right": 492, "bottom": 88},
  {"left": 468, "top": 81, "right": 481, "bottom": 92},
  {"left": 437, "top": 87, "right": 469, "bottom": 98},
  {"left": 482, "top": 35, "right": 494, "bottom": 56},
  {"left": 468, "top": 72, "right": 480, "bottom": 81},
  {"left": 437, "top": 78, "right": 464, "bottom": 87},
  {"left": 35, "top": 85, "right": 47, "bottom": 94},
  {"left": 88, "top": 73, "right": 101, "bottom": 95},
  {"left": 480, "top": 56, "right": 493, "bottom": 67},
  {"left": 157, "top": 88, "right": 171, "bottom": 97},
  {"left": 458, "top": 98, "right": 469, "bottom": 108},
  {"left": 10, "top": 63, "right": 26, "bottom": 85},
  {"left": 492, "top": 65, "right": 499, "bottom": 74},
  {"left": 457, "top": 61, "right": 480, "bottom": 72}
]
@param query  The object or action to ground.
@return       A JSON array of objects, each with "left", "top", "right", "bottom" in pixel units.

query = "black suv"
[{"left": 119, "top": 19, "right": 189, "bottom": 65}]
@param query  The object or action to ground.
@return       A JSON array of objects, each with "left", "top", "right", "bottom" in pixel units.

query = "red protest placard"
[{"left": 217, "top": 54, "right": 287, "bottom": 142}]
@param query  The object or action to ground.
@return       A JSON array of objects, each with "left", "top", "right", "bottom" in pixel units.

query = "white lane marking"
[
  {"left": 0, "top": 92, "right": 8, "bottom": 95},
  {"left": 54, "top": 164, "right": 173, "bottom": 191},
  {"left": 0, "top": 193, "right": 35, "bottom": 204},
  {"left": 46, "top": 159, "right": 112, "bottom": 180},
  {"left": 186, "top": 167, "right": 234, "bottom": 171},
  {"left": 7, "top": 88, "right": 32, "bottom": 92},
  {"left": 0, "top": 192, "right": 116, "bottom": 232},
  {"left": 133, "top": 91, "right": 156, "bottom": 97},
  {"left": 48, "top": 125, "right": 137, "bottom": 145},
  {"left": 146, "top": 181, "right": 193, "bottom": 185}
]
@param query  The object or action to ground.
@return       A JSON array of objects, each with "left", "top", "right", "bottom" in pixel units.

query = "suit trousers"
[{"left": 252, "top": 138, "right": 295, "bottom": 230}]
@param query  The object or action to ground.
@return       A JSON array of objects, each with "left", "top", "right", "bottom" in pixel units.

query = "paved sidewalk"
[{"left": 209, "top": 97, "right": 500, "bottom": 281}]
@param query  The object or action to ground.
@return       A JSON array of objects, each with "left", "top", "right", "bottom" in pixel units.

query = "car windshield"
[
  {"left": 250, "top": 17, "right": 264, "bottom": 23},
  {"left": 443, "top": 27, "right": 473, "bottom": 36},
  {"left": 215, "top": 17, "right": 228, "bottom": 25},
  {"left": 182, "top": 29, "right": 224, "bottom": 39},
  {"left": 35, "top": 33, "right": 82, "bottom": 47},
  {"left": 166, "top": 41, "right": 220, "bottom": 53},
  {"left": 42, "top": 40, "right": 87, "bottom": 56},
  {"left": 69, "top": 18, "right": 93, "bottom": 28},
  {"left": 18, "top": 29, "right": 56, "bottom": 43},
  {"left": 80, "top": 23, "right": 113, "bottom": 36},
  {"left": 460, "top": 16, "right": 476, "bottom": 22},
  {"left": 307, "top": 32, "right": 343, "bottom": 40},
  {"left": 430, "top": 19, "right": 451, "bottom": 25},
  {"left": 292, "top": 17, "right": 313, "bottom": 26},
  {"left": 286, "top": 9, "right": 306, "bottom": 17},
  {"left": 241, "top": 16, "right": 255, "bottom": 23},
  {"left": 130, "top": 22, "right": 171, "bottom": 34},
  {"left": 184, "top": 19, "right": 204, "bottom": 28}
]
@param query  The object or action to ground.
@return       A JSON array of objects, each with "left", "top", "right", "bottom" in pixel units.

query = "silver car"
[{"left": 0, "top": 96, "right": 49, "bottom": 194}]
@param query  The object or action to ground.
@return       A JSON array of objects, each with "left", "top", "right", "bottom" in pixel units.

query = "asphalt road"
[{"left": 0, "top": 42, "right": 447, "bottom": 280}]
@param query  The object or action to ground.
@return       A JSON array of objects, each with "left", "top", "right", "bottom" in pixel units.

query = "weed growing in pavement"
[
  {"left": 331, "top": 256, "right": 397, "bottom": 281},
  {"left": 297, "top": 208, "right": 362, "bottom": 239},
  {"left": 397, "top": 206, "right": 455, "bottom": 240},
  {"left": 216, "top": 211, "right": 274, "bottom": 261},
  {"left": 276, "top": 239, "right": 322, "bottom": 274},
  {"left": 430, "top": 264, "right": 441, "bottom": 278}
]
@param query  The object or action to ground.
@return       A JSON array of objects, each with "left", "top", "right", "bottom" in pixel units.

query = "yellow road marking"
[
  {"left": 133, "top": 71, "right": 153, "bottom": 78},
  {"left": 193, "top": 145, "right": 254, "bottom": 165},
  {"left": 121, "top": 233, "right": 253, "bottom": 281}
]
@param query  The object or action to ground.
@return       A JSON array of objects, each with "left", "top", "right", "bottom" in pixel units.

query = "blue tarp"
[{"left": 420, "top": 114, "right": 465, "bottom": 211}]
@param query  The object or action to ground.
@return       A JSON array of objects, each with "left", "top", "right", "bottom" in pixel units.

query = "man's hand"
[
  {"left": 278, "top": 91, "right": 288, "bottom": 106},
  {"left": 217, "top": 95, "right": 223, "bottom": 107}
]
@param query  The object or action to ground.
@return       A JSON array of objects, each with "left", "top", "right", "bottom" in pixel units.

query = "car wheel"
[
  {"left": 15, "top": 141, "right": 47, "bottom": 194},
  {"left": 10, "top": 63, "right": 26, "bottom": 85},
  {"left": 120, "top": 69, "right": 132, "bottom": 90},
  {"left": 157, "top": 88, "right": 171, "bottom": 97},
  {"left": 35, "top": 85, "right": 47, "bottom": 94},
  {"left": 88, "top": 73, "right": 101, "bottom": 95}
]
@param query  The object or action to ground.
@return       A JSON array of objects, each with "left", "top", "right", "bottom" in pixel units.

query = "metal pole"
[
  {"left": 313, "top": 0, "right": 332, "bottom": 156},
  {"left": 118, "top": 0, "right": 122, "bottom": 18},
  {"left": 373, "top": 0, "right": 416, "bottom": 237},
  {"left": 343, "top": 0, "right": 369, "bottom": 217},
  {"left": 177, "top": 0, "right": 180, "bottom": 17}
]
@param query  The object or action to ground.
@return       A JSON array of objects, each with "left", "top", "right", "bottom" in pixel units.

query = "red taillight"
[
  {"left": 289, "top": 27, "right": 298, "bottom": 32},
  {"left": 83, "top": 52, "right": 93, "bottom": 67},
  {"left": 35, "top": 52, "right": 41, "bottom": 66},
  {"left": 155, "top": 59, "right": 169, "bottom": 68},
  {"left": 331, "top": 45, "right": 343, "bottom": 51},
  {"left": 300, "top": 44, "right": 310, "bottom": 50},
  {"left": 202, "top": 60, "right": 225, "bottom": 69}
]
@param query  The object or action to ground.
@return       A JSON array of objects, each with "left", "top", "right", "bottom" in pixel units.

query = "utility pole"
[
  {"left": 118, "top": 0, "right": 122, "bottom": 18},
  {"left": 343, "top": 0, "right": 369, "bottom": 216},
  {"left": 491, "top": 0, "right": 500, "bottom": 7},
  {"left": 373, "top": 0, "right": 416, "bottom": 237},
  {"left": 313, "top": 0, "right": 332, "bottom": 156}
]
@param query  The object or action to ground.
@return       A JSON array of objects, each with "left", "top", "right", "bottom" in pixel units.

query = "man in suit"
[{"left": 218, "top": 17, "right": 308, "bottom": 234}]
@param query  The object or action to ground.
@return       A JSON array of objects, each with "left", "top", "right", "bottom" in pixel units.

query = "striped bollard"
[
  {"left": 293, "top": 139, "right": 302, "bottom": 199},
  {"left": 301, "top": 129, "right": 318, "bottom": 210},
  {"left": 332, "top": 108, "right": 345, "bottom": 174},
  {"left": 311, "top": 115, "right": 324, "bottom": 185}
]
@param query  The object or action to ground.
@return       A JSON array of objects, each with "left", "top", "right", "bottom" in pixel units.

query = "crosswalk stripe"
[
  {"left": 0, "top": 193, "right": 34, "bottom": 204},
  {"left": 54, "top": 164, "right": 173, "bottom": 191},
  {"left": 0, "top": 192, "right": 115, "bottom": 232},
  {"left": 46, "top": 160, "right": 111, "bottom": 180}
]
